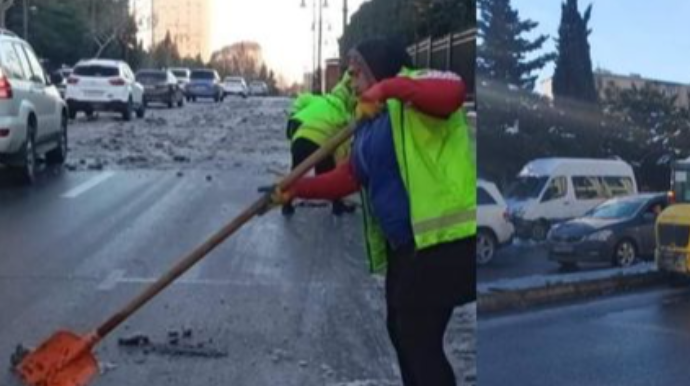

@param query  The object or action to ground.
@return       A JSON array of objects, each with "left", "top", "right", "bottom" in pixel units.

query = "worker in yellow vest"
[
  {"left": 263, "top": 38, "right": 476, "bottom": 386},
  {"left": 283, "top": 73, "right": 357, "bottom": 216}
]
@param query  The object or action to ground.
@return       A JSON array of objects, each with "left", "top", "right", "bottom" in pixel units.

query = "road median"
[{"left": 478, "top": 263, "right": 665, "bottom": 314}]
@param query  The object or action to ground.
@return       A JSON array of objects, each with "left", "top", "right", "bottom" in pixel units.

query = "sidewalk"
[{"left": 478, "top": 263, "right": 665, "bottom": 314}]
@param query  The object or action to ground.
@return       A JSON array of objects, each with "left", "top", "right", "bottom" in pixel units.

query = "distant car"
[
  {"left": 477, "top": 180, "right": 515, "bottom": 265},
  {"left": 0, "top": 28, "right": 69, "bottom": 183},
  {"left": 186, "top": 69, "right": 223, "bottom": 102},
  {"left": 169, "top": 67, "right": 190, "bottom": 91},
  {"left": 248, "top": 81, "right": 268, "bottom": 96},
  {"left": 222, "top": 76, "right": 248, "bottom": 98},
  {"left": 136, "top": 69, "right": 184, "bottom": 109},
  {"left": 65, "top": 59, "right": 145, "bottom": 121},
  {"left": 548, "top": 193, "right": 669, "bottom": 269}
]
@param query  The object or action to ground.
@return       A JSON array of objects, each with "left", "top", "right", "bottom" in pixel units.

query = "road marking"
[
  {"left": 62, "top": 171, "right": 116, "bottom": 198},
  {"left": 98, "top": 269, "right": 126, "bottom": 291}
]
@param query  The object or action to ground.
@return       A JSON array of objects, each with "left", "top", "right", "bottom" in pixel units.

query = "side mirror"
[{"left": 31, "top": 75, "right": 46, "bottom": 85}]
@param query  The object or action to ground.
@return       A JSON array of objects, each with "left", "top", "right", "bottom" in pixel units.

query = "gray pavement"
[{"left": 478, "top": 286, "right": 690, "bottom": 386}]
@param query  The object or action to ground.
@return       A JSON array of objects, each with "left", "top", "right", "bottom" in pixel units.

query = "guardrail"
[{"left": 407, "top": 28, "right": 476, "bottom": 101}]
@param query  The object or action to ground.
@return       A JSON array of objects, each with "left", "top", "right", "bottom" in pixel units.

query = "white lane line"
[
  {"left": 98, "top": 269, "right": 126, "bottom": 291},
  {"left": 62, "top": 171, "right": 116, "bottom": 199}
]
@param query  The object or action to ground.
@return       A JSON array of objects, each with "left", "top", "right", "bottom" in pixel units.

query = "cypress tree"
[{"left": 552, "top": 0, "right": 597, "bottom": 102}]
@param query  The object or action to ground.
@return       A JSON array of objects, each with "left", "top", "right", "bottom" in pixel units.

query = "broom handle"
[{"left": 96, "top": 122, "right": 357, "bottom": 339}]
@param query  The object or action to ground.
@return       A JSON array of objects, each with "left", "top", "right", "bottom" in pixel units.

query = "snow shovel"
[{"left": 14, "top": 121, "right": 358, "bottom": 386}]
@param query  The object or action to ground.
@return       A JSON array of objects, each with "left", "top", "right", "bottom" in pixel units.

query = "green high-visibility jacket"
[
  {"left": 290, "top": 73, "right": 356, "bottom": 160},
  {"left": 362, "top": 71, "right": 477, "bottom": 274}
]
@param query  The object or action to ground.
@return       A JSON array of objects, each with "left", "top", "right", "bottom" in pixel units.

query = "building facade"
[
  {"left": 539, "top": 71, "right": 690, "bottom": 109},
  {"left": 133, "top": 0, "right": 212, "bottom": 60}
]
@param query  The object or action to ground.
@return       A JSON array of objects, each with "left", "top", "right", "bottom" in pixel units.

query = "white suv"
[
  {"left": 65, "top": 59, "right": 145, "bottom": 121},
  {"left": 477, "top": 180, "right": 515, "bottom": 265},
  {"left": 0, "top": 29, "right": 68, "bottom": 183}
]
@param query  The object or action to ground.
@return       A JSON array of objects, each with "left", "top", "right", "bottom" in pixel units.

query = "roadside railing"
[{"left": 407, "top": 28, "right": 476, "bottom": 102}]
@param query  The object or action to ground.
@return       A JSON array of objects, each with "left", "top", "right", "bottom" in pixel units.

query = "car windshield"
[
  {"left": 191, "top": 71, "right": 214, "bottom": 80},
  {"left": 171, "top": 70, "right": 188, "bottom": 78},
  {"left": 225, "top": 78, "right": 242, "bottom": 84},
  {"left": 73, "top": 65, "right": 118, "bottom": 77},
  {"left": 506, "top": 176, "right": 548, "bottom": 200},
  {"left": 136, "top": 72, "right": 166, "bottom": 82},
  {"left": 586, "top": 199, "right": 645, "bottom": 219}
]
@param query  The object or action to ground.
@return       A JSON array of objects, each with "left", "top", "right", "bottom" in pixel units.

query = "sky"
[
  {"left": 211, "top": 0, "right": 369, "bottom": 85},
  {"left": 511, "top": 0, "right": 690, "bottom": 86}
]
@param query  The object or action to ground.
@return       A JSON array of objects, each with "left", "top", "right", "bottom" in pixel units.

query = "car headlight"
[{"left": 586, "top": 229, "right": 613, "bottom": 242}]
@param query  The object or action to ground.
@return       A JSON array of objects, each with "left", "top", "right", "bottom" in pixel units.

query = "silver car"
[{"left": 0, "top": 29, "right": 68, "bottom": 184}]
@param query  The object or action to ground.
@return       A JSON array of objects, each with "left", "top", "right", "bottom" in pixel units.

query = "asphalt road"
[
  {"left": 0, "top": 99, "right": 475, "bottom": 386},
  {"left": 478, "top": 286, "right": 690, "bottom": 386}
]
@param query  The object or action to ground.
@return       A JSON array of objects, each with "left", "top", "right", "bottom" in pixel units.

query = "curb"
[{"left": 478, "top": 265, "right": 666, "bottom": 314}]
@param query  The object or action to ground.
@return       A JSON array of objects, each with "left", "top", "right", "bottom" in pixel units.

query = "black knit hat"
[{"left": 350, "top": 38, "right": 413, "bottom": 82}]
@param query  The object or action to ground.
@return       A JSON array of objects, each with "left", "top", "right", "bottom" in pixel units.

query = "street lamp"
[{"left": 301, "top": 0, "right": 329, "bottom": 94}]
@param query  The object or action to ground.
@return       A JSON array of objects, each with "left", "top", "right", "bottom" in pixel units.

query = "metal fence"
[{"left": 407, "top": 28, "right": 476, "bottom": 101}]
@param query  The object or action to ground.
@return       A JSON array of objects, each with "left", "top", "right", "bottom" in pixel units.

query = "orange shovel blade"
[{"left": 16, "top": 331, "right": 99, "bottom": 386}]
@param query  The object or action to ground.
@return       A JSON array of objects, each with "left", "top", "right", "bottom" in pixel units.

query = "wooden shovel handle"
[{"left": 96, "top": 122, "right": 358, "bottom": 339}]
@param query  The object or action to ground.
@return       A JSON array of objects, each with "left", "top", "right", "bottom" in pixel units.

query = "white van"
[{"left": 506, "top": 158, "right": 638, "bottom": 240}]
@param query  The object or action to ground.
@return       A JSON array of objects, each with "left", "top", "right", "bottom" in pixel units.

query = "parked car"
[
  {"left": 477, "top": 180, "right": 515, "bottom": 265},
  {"left": 65, "top": 59, "right": 145, "bottom": 121},
  {"left": 248, "top": 81, "right": 269, "bottom": 96},
  {"left": 222, "top": 76, "right": 248, "bottom": 98},
  {"left": 506, "top": 158, "right": 638, "bottom": 241},
  {"left": 136, "top": 69, "right": 184, "bottom": 109},
  {"left": 186, "top": 69, "right": 223, "bottom": 102},
  {"left": 169, "top": 67, "right": 191, "bottom": 91},
  {"left": 0, "top": 28, "right": 69, "bottom": 183},
  {"left": 547, "top": 193, "right": 668, "bottom": 269}
]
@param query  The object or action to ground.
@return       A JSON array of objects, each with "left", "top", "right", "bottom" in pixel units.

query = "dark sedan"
[
  {"left": 548, "top": 193, "right": 668, "bottom": 269},
  {"left": 136, "top": 70, "right": 185, "bottom": 108}
]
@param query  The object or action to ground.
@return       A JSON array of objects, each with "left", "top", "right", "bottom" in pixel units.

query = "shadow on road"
[{"left": 0, "top": 164, "right": 68, "bottom": 190}]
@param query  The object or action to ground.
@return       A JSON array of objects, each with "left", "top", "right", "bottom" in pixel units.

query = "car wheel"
[
  {"left": 613, "top": 239, "right": 637, "bottom": 267},
  {"left": 122, "top": 98, "right": 133, "bottom": 121},
  {"left": 476, "top": 229, "right": 497, "bottom": 265},
  {"left": 85, "top": 109, "right": 95, "bottom": 120},
  {"left": 532, "top": 220, "right": 550, "bottom": 242},
  {"left": 136, "top": 103, "right": 146, "bottom": 119},
  {"left": 17, "top": 121, "right": 37, "bottom": 184},
  {"left": 46, "top": 113, "right": 68, "bottom": 165},
  {"left": 68, "top": 108, "right": 77, "bottom": 120}
]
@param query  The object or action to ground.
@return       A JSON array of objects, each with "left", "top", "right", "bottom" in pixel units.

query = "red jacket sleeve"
[
  {"left": 291, "top": 160, "right": 361, "bottom": 200},
  {"left": 362, "top": 73, "right": 466, "bottom": 118}
]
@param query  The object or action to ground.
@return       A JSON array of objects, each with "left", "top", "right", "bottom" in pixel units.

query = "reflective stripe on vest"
[{"left": 413, "top": 209, "right": 476, "bottom": 235}]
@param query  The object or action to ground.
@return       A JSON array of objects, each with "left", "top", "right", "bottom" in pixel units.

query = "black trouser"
[
  {"left": 291, "top": 137, "right": 337, "bottom": 175},
  {"left": 288, "top": 137, "right": 344, "bottom": 210},
  {"left": 385, "top": 238, "right": 476, "bottom": 386}
]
